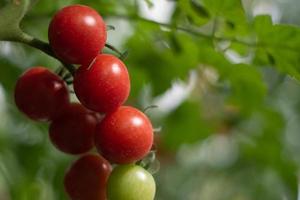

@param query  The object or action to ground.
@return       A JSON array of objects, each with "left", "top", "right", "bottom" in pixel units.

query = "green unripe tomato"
[{"left": 107, "top": 164, "right": 156, "bottom": 200}]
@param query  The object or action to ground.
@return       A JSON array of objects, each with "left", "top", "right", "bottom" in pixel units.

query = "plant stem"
[
  {"left": 109, "top": 14, "right": 299, "bottom": 52},
  {"left": 105, "top": 43, "right": 124, "bottom": 56},
  {"left": 7, "top": 30, "right": 76, "bottom": 75}
]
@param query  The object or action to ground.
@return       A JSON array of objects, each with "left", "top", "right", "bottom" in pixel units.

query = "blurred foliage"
[{"left": 1, "top": 0, "right": 300, "bottom": 199}]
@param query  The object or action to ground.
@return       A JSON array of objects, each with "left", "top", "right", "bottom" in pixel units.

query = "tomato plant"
[
  {"left": 10, "top": 3, "right": 156, "bottom": 199},
  {"left": 2, "top": 0, "right": 300, "bottom": 199}
]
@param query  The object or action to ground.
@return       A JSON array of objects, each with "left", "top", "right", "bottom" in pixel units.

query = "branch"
[
  {"left": 109, "top": 14, "right": 213, "bottom": 39},
  {"left": 6, "top": 31, "right": 76, "bottom": 75},
  {"left": 0, "top": 0, "right": 76, "bottom": 74},
  {"left": 108, "top": 14, "right": 299, "bottom": 53}
]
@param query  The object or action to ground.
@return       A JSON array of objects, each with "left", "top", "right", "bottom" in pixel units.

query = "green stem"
[
  {"left": 5, "top": 30, "right": 76, "bottom": 75},
  {"left": 109, "top": 14, "right": 299, "bottom": 52},
  {"left": 15, "top": 32, "right": 53, "bottom": 55},
  {"left": 105, "top": 43, "right": 124, "bottom": 56}
]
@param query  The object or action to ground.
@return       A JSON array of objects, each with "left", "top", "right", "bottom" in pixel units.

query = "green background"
[{"left": 1, "top": 0, "right": 300, "bottom": 199}]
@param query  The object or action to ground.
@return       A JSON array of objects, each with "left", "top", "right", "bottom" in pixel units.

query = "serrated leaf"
[
  {"left": 253, "top": 15, "right": 300, "bottom": 80},
  {"left": 178, "top": 0, "right": 210, "bottom": 26},
  {"left": 202, "top": 0, "right": 250, "bottom": 37}
]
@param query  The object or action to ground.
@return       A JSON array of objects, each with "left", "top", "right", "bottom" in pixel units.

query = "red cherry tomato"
[
  {"left": 14, "top": 67, "right": 69, "bottom": 121},
  {"left": 64, "top": 154, "right": 112, "bottom": 200},
  {"left": 73, "top": 54, "right": 130, "bottom": 113},
  {"left": 49, "top": 103, "right": 97, "bottom": 155},
  {"left": 48, "top": 4, "right": 107, "bottom": 65},
  {"left": 95, "top": 106, "right": 153, "bottom": 164}
]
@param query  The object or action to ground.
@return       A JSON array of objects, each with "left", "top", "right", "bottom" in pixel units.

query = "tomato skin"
[
  {"left": 48, "top": 4, "right": 106, "bottom": 65},
  {"left": 64, "top": 154, "right": 112, "bottom": 200},
  {"left": 14, "top": 67, "right": 69, "bottom": 121},
  {"left": 107, "top": 164, "right": 156, "bottom": 200},
  {"left": 73, "top": 54, "right": 130, "bottom": 113},
  {"left": 49, "top": 103, "right": 98, "bottom": 155},
  {"left": 95, "top": 106, "right": 153, "bottom": 164}
]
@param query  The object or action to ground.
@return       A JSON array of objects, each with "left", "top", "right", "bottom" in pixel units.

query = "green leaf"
[
  {"left": 253, "top": 15, "right": 273, "bottom": 38},
  {"left": 227, "top": 64, "right": 267, "bottom": 112},
  {"left": 0, "top": 59, "right": 22, "bottom": 91},
  {"left": 202, "top": 0, "right": 250, "bottom": 37},
  {"left": 197, "top": 42, "right": 266, "bottom": 113},
  {"left": 202, "top": 0, "right": 244, "bottom": 17},
  {"left": 125, "top": 24, "right": 202, "bottom": 95},
  {"left": 162, "top": 101, "right": 212, "bottom": 150},
  {"left": 229, "top": 42, "right": 251, "bottom": 56},
  {"left": 253, "top": 15, "right": 300, "bottom": 80},
  {"left": 178, "top": 0, "right": 210, "bottom": 26}
]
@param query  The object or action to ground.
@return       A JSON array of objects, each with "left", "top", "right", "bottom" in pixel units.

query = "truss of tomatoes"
[{"left": 14, "top": 4, "right": 156, "bottom": 200}]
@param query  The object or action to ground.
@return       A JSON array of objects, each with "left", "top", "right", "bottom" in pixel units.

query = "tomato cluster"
[{"left": 14, "top": 4, "right": 156, "bottom": 200}]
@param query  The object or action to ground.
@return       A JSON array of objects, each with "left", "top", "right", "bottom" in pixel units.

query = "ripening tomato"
[
  {"left": 48, "top": 4, "right": 107, "bottom": 65},
  {"left": 14, "top": 67, "right": 69, "bottom": 121},
  {"left": 64, "top": 154, "right": 112, "bottom": 200},
  {"left": 107, "top": 164, "right": 156, "bottom": 200},
  {"left": 73, "top": 54, "right": 130, "bottom": 113},
  {"left": 49, "top": 103, "right": 98, "bottom": 155},
  {"left": 95, "top": 106, "right": 153, "bottom": 164}
]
